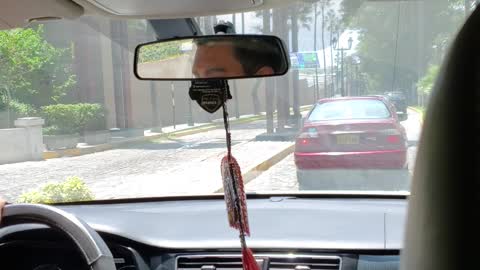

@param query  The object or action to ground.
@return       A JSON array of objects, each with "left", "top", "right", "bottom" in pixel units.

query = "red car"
[{"left": 295, "top": 96, "right": 408, "bottom": 187}]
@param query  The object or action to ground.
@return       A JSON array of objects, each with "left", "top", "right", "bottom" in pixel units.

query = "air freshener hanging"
[{"left": 189, "top": 80, "right": 259, "bottom": 270}]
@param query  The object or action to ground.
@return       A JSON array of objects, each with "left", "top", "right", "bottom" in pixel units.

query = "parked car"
[
  {"left": 295, "top": 96, "right": 408, "bottom": 188},
  {"left": 383, "top": 91, "right": 408, "bottom": 113}
]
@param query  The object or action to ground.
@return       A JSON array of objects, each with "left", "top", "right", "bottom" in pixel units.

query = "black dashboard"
[{"left": 0, "top": 195, "right": 407, "bottom": 270}]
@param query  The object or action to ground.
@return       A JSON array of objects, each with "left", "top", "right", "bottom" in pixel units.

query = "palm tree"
[
  {"left": 320, "top": 0, "right": 330, "bottom": 98},
  {"left": 310, "top": 1, "right": 319, "bottom": 100},
  {"left": 203, "top": 16, "right": 214, "bottom": 35},
  {"left": 256, "top": 4, "right": 312, "bottom": 131},
  {"left": 289, "top": 3, "right": 312, "bottom": 125},
  {"left": 326, "top": 9, "right": 341, "bottom": 96},
  {"left": 231, "top": 13, "right": 240, "bottom": 119}
]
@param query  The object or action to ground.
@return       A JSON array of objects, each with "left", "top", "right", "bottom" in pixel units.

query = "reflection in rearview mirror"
[{"left": 134, "top": 35, "right": 289, "bottom": 81}]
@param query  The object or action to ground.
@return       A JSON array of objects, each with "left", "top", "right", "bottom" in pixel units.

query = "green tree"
[
  {"left": 417, "top": 65, "right": 440, "bottom": 95},
  {"left": 340, "top": 0, "right": 464, "bottom": 95},
  {"left": 0, "top": 25, "right": 76, "bottom": 108}
]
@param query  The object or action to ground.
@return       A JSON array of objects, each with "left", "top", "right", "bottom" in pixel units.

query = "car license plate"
[{"left": 336, "top": 134, "right": 360, "bottom": 145}]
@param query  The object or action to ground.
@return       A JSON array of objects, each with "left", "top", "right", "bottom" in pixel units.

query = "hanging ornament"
[
  {"left": 188, "top": 79, "right": 258, "bottom": 270},
  {"left": 220, "top": 89, "right": 259, "bottom": 270},
  {"left": 189, "top": 80, "right": 232, "bottom": 113}
]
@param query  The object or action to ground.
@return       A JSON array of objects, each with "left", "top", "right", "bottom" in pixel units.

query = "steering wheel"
[{"left": 1, "top": 203, "right": 116, "bottom": 270}]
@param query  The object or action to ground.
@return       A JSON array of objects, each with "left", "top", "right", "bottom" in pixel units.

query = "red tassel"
[
  {"left": 242, "top": 248, "right": 260, "bottom": 270},
  {"left": 220, "top": 155, "right": 250, "bottom": 235}
]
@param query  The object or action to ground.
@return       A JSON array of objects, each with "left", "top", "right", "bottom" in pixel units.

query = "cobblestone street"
[
  {"left": 0, "top": 109, "right": 422, "bottom": 201},
  {"left": 0, "top": 120, "right": 291, "bottom": 201}
]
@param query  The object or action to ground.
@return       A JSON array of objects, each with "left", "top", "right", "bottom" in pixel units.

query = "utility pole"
[
  {"left": 330, "top": 36, "right": 336, "bottom": 97},
  {"left": 321, "top": 1, "right": 328, "bottom": 98},
  {"left": 150, "top": 82, "right": 164, "bottom": 131},
  {"left": 333, "top": 36, "right": 353, "bottom": 97},
  {"left": 313, "top": 2, "right": 320, "bottom": 101},
  {"left": 291, "top": 7, "right": 301, "bottom": 127},
  {"left": 340, "top": 50, "right": 345, "bottom": 96}
]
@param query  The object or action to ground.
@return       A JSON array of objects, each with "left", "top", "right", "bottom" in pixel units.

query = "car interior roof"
[
  {"left": 0, "top": 0, "right": 416, "bottom": 30},
  {"left": 0, "top": 0, "right": 294, "bottom": 30}
]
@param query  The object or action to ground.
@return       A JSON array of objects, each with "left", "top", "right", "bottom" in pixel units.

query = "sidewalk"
[{"left": 43, "top": 105, "right": 312, "bottom": 160}]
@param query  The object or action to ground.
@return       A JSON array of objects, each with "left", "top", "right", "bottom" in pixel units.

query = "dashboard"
[{"left": 0, "top": 195, "right": 407, "bottom": 270}]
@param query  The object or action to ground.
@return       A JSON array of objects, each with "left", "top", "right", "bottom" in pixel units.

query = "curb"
[
  {"left": 408, "top": 106, "right": 422, "bottom": 114},
  {"left": 42, "top": 106, "right": 311, "bottom": 160},
  {"left": 214, "top": 143, "right": 295, "bottom": 193},
  {"left": 42, "top": 118, "right": 256, "bottom": 160}
]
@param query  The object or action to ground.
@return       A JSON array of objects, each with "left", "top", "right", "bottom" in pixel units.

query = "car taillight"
[
  {"left": 298, "top": 127, "right": 318, "bottom": 139},
  {"left": 387, "top": 134, "right": 401, "bottom": 144},
  {"left": 297, "top": 128, "right": 318, "bottom": 145}
]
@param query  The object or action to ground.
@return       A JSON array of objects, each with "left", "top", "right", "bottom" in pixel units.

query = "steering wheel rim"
[{"left": 1, "top": 203, "right": 116, "bottom": 270}]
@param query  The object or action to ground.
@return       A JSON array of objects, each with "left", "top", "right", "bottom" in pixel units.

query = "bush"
[
  {"left": 138, "top": 40, "right": 183, "bottom": 63},
  {"left": 41, "top": 103, "right": 105, "bottom": 135},
  {"left": 0, "top": 98, "right": 37, "bottom": 128},
  {"left": 18, "top": 176, "right": 94, "bottom": 204},
  {"left": 8, "top": 100, "right": 38, "bottom": 117}
]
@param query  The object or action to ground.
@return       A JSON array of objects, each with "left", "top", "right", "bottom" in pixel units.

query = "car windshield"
[
  {"left": 309, "top": 99, "right": 391, "bottom": 121},
  {"left": 0, "top": 0, "right": 471, "bottom": 203}
]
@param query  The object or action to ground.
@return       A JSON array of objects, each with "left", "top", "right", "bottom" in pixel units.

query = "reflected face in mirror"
[
  {"left": 192, "top": 41, "right": 275, "bottom": 79},
  {"left": 134, "top": 35, "right": 288, "bottom": 80}
]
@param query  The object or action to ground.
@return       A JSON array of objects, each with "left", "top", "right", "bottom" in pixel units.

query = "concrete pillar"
[
  {"left": 14, "top": 117, "right": 45, "bottom": 161},
  {"left": 99, "top": 20, "right": 117, "bottom": 129}
]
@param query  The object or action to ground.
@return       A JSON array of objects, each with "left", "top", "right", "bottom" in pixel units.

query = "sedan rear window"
[{"left": 308, "top": 99, "right": 391, "bottom": 121}]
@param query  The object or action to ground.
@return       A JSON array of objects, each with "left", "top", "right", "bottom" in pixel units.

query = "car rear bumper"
[
  {"left": 296, "top": 168, "right": 410, "bottom": 191},
  {"left": 294, "top": 149, "right": 407, "bottom": 169}
]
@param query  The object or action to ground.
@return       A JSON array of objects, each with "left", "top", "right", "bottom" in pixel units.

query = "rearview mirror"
[{"left": 134, "top": 35, "right": 289, "bottom": 81}]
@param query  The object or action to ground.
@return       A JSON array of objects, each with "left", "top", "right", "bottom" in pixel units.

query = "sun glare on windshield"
[{"left": 0, "top": 0, "right": 471, "bottom": 203}]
